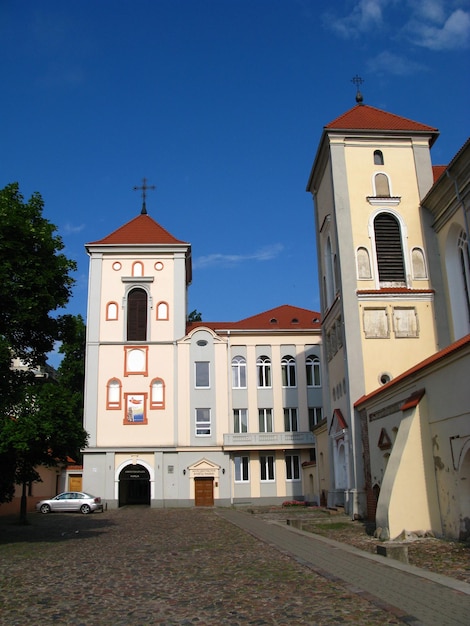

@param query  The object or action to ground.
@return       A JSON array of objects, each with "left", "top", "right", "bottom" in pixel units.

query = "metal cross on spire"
[
  {"left": 351, "top": 74, "right": 364, "bottom": 104},
  {"left": 133, "top": 177, "right": 156, "bottom": 215}
]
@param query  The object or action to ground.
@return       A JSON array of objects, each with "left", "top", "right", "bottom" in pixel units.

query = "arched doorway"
[{"left": 119, "top": 464, "right": 150, "bottom": 506}]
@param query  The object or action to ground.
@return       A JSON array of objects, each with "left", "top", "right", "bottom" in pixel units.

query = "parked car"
[{"left": 36, "top": 492, "right": 103, "bottom": 515}]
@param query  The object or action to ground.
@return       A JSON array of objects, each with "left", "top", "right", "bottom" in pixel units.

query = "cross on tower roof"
[
  {"left": 133, "top": 177, "right": 156, "bottom": 215},
  {"left": 351, "top": 74, "right": 364, "bottom": 104}
]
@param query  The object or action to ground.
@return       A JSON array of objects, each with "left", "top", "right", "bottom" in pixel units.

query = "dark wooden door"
[{"left": 194, "top": 477, "right": 214, "bottom": 506}]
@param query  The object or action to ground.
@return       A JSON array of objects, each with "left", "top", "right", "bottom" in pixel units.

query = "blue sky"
[{"left": 2, "top": 0, "right": 470, "bottom": 332}]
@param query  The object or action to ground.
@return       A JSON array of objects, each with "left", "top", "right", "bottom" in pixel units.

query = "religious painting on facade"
[{"left": 124, "top": 393, "right": 147, "bottom": 424}]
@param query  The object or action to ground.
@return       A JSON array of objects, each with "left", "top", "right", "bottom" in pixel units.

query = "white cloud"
[
  {"left": 406, "top": 8, "right": 470, "bottom": 50},
  {"left": 325, "top": 0, "right": 390, "bottom": 39},
  {"left": 367, "top": 50, "right": 428, "bottom": 75},
  {"left": 63, "top": 223, "right": 86, "bottom": 235},
  {"left": 194, "top": 244, "right": 284, "bottom": 269}
]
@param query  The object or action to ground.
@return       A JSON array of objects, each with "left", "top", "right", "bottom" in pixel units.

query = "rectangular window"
[
  {"left": 308, "top": 407, "right": 322, "bottom": 429},
  {"left": 234, "top": 455, "right": 249, "bottom": 482},
  {"left": 195, "top": 361, "right": 210, "bottom": 388},
  {"left": 285, "top": 454, "right": 301, "bottom": 481},
  {"left": 260, "top": 455, "right": 275, "bottom": 481},
  {"left": 233, "top": 409, "right": 248, "bottom": 433},
  {"left": 258, "top": 408, "right": 273, "bottom": 433},
  {"left": 284, "top": 408, "right": 298, "bottom": 432},
  {"left": 195, "top": 408, "right": 211, "bottom": 436}
]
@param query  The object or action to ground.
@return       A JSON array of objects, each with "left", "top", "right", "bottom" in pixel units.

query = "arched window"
[
  {"left": 106, "top": 378, "right": 121, "bottom": 409},
  {"left": 106, "top": 301, "right": 119, "bottom": 320},
  {"left": 357, "top": 247, "right": 372, "bottom": 279},
  {"left": 458, "top": 229, "right": 470, "bottom": 322},
  {"left": 150, "top": 378, "right": 165, "bottom": 409},
  {"left": 374, "top": 213, "right": 405, "bottom": 284},
  {"left": 127, "top": 288, "right": 148, "bottom": 341},
  {"left": 374, "top": 150, "right": 384, "bottom": 165},
  {"left": 132, "top": 261, "right": 144, "bottom": 277},
  {"left": 411, "top": 247, "right": 427, "bottom": 279},
  {"left": 374, "top": 173, "right": 391, "bottom": 197},
  {"left": 256, "top": 356, "right": 271, "bottom": 387},
  {"left": 306, "top": 355, "right": 321, "bottom": 387},
  {"left": 156, "top": 301, "right": 168, "bottom": 320},
  {"left": 232, "top": 356, "right": 247, "bottom": 388},
  {"left": 281, "top": 355, "right": 296, "bottom": 387}
]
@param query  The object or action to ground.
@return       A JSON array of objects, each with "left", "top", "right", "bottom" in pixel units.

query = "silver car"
[{"left": 36, "top": 492, "right": 103, "bottom": 515}]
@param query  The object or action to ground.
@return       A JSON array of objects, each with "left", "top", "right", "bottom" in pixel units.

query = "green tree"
[
  {"left": 187, "top": 309, "right": 202, "bottom": 322},
  {"left": 0, "top": 183, "right": 85, "bottom": 518}
]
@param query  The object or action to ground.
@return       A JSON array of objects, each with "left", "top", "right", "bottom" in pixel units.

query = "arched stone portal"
[{"left": 119, "top": 464, "right": 150, "bottom": 506}]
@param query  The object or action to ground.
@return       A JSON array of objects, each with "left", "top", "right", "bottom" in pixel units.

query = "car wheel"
[
  {"left": 40, "top": 504, "right": 51, "bottom": 514},
  {"left": 80, "top": 504, "right": 91, "bottom": 514}
]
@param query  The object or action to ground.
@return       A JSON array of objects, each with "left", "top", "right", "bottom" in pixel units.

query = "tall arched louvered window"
[
  {"left": 127, "top": 288, "right": 148, "bottom": 341},
  {"left": 374, "top": 213, "right": 405, "bottom": 284}
]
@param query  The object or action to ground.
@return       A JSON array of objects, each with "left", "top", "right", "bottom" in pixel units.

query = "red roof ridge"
[
  {"left": 326, "top": 104, "right": 438, "bottom": 135},
  {"left": 87, "top": 213, "right": 188, "bottom": 246}
]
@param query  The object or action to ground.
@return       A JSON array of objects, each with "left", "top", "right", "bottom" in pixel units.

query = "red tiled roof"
[
  {"left": 432, "top": 165, "right": 447, "bottom": 183},
  {"left": 187, "top": 304, "right": 321, "bottom": 333},
  {"left": 87, "top": 214, "right": 187, "bottom": 246},
  {"left": 326, "top": 104, "right": 438, "bottom": 134},
  {"left": 355, "top": 334, "right": 470, "bottom": 407}
]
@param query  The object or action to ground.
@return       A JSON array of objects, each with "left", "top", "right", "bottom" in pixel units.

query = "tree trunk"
[{"left": 19, "top": 480, "right": 28, "bottom": 525}]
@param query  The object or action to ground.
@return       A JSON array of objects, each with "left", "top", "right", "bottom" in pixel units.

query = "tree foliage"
[
  {"left": 188, "top": 309, "right": 202, "bottom": 322},
  {"left": 0, "top": 184, "right": 87, "bottom": 513}
]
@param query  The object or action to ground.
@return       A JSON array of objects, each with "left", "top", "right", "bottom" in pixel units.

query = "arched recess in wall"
[
  {"left": 106, "top": 301, "right": 119, "bottom": 320},
  {"left": 411, "top": 247, "right": 427, "bottom": 279},
  {"left": 156, "top": 301, "right": 169, "bottom": 320},
  {"left": 357, "top": 247, "right": 372, "bottom": 279},
  {"left": 132, "top": 261, "right": 144, "bottom": 277},
  {"left": 445, "top": 224, "right": 470, "bottom": 338},
  {"left": 373, "top": 172, "right": 391, "bottom": 197},
  {"left": 106, "top": 378, "right": 122, "bottom": 409}
]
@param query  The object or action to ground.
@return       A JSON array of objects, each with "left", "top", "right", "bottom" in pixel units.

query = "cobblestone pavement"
[{"left": 0, "top": 507, "right": 466, "bottom": 625}]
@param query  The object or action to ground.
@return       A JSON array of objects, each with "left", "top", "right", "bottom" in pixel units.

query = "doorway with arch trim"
[{"left": 119, "top": 464, "right": 150, "bottom": 506}]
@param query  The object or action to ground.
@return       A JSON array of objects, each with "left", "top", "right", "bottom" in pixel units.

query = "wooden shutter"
[
  {"left": 374, "top": 214, "right": 405, "bottom": 283},
  {"left": 127, "top": 288, "right": 148, "bottom": 340}
]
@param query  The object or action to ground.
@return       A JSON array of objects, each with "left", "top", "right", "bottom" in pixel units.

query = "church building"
[
  {"left": 306, "top": 97, "right": 470, "bottom": 539},
  {"left": 82, "top": 204, "right": 322, "bottom": 508}
]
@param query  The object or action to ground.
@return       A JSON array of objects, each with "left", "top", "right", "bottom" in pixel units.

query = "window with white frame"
[
  {"left": 233, "top": 408, "right": 248, "bottom": 433},
  {"left": 260, "top": 454, "right": 275, "bottom": 481},
  {"left": 306, "top": 355, "right": 321, "bottom": 387},
  {"left": 284, "top": 408, "right": 298, "bottom": 432},
  {"left": 411, "top": 247, "right": 427, "bottom": 279},
  {"left": 195, "top": 408, "right": 211, "bottom": 436},
  {"left": 374, "top": 173, "right": 391, "bottom": 197},
  {"left": 308, "top": 407, "right": 322, "bottom": 429},
  {"left": 195, "top": 361, "right": 210, "bottom": 388},
  {"left": 106, "top": 378, "right": 121, "bottom": 409},
  {"left": 257, "top": 355, "right": 271, "bottom": 387},
  {"left": 357, "top": 247, "right": 372, "bottom": 279},
  {"left": 281, "top": 355, "right": 296, "bottom": 387},
  {"left": 258, "top": 408, "right": 273, "bottom": 433},
  {"left": 234, "top": 455, "right": 249, "bottom": 482},
  {"left": 231, "top": 356, "right": 247, "bottom": 388},
  {"left": 285, "top": 454, "right": 301, "bottom": 480}
]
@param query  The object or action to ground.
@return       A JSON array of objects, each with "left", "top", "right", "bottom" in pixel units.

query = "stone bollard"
[
  {"left": 286, "top": 519, "right": 303, "bottom": 530},
  {"left": 376, "top": 543, "right": 409, "bottom": 564}
]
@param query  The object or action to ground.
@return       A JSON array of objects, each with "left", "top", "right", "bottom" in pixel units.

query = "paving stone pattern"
[{"left": 0, "top": 507, "right": 468, "bottom": 625}]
